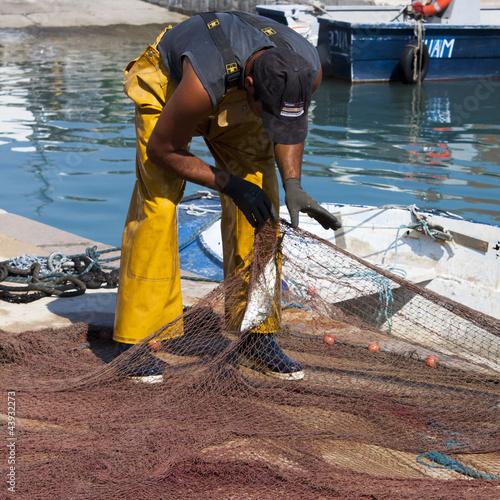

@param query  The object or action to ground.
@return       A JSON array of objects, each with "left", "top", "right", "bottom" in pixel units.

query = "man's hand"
[
  {"left": 222, "top": 175, "right": 279, "bottom": 228},
  {"left": 283, "top": 178, "right": 341, "bottom": 230}
]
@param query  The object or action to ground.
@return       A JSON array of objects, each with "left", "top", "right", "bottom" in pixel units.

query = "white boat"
[{"left": 179, "top": 194, "right": 500, "bottom": 320}]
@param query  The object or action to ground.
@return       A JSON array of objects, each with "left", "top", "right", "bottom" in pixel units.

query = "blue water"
[{"left": 1, "top": 25, "right": 499, "bottom": 248}]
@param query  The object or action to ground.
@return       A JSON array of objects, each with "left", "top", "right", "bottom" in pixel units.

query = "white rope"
[
  {"left": 178, "top": 191, "right": 221, "bottom": 216},
  {"left": 413, "top": 19, "right": 425, "bottom": 83},
  {"left": 178, "top": 204, "right": 222, "bottom": 216}
]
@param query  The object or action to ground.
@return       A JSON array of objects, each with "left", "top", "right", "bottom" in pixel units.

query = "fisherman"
[{"left": 114, "top": 11, "right": 341, "bottom": 383}]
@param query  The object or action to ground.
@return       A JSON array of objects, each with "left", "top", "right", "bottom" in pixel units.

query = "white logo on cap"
[{"left": 280, "top": 101, "right": 304, "bottom": 118}]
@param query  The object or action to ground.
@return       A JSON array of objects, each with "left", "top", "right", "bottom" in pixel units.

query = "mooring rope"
[
  {"left": 0, "top": 245, "right": 121, "bottom": 303},
  {"left": 0, "top": 262, "right": 87, "bottom": 303},
  {"left": 413, "top": 19, "right": 425, "bottom": 83}
]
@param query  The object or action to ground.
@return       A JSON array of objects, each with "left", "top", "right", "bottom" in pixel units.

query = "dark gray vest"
[{"left": 157, "top": 12, "right": 320, "bottom": 107}]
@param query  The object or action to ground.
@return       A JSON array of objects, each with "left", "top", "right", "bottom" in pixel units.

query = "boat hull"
[
  {"left": 256, "top": 4, "right": 500, "bottom": 82},
  {"left": 194, "top": 200, "right": 500, "bottom": 320},
  {"left": 317, "top": 19, "right": 500, "bottom": 82}
]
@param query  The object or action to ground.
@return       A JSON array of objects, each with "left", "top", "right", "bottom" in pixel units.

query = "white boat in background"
[{"left": 179, "top": 194, "right": 500, "bottom": 319}]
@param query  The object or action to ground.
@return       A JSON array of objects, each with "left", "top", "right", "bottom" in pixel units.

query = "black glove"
[
  {"left": 283, "top": 178, "right": 341, "bottom": 230},
  {"left": 222, "top": 175, "right": 279, "bottom": 228}
]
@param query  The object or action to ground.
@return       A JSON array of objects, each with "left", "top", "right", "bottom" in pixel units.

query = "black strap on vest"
[
  {"left": 199, "top": 12, "right": 240, "bottom": 89},
  {"left": 233, "top": 11, "right": 289, "bottom": 49},
  {"left": 200, "top": 11, "right": 290, "bottom": 91}
]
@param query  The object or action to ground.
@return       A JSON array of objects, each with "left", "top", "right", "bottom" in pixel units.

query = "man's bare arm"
[
  {"left": 146, "top": 57, "right": 276, "bottom": 225},
  {"left": 146, "top": 58, "right": 230, "bottom": 190},
  {"left": 274, "top": 142, "right": 304, "bottom": 182}
]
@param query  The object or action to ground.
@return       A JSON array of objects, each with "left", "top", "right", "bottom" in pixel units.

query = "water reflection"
[
  {"left": 0, "top": 25, "right": 499, "bottom": 246},
  {"left": 0, "top": 26, "right": 141, "bottom": 244},
  {"left": 308, "top": 80, "right": 500, "bottom": 223}
]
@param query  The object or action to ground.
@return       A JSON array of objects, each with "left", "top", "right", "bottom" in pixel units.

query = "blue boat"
[
  {"left": 177, "top": 191, "right": 224, "bottom": 282},
  {"left": 256, "top": 1, "right": 500, "bottom": 82}
]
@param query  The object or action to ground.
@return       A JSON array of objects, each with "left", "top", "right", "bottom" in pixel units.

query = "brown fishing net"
[{"left": 2, "top": 221, "right": 499, "bottom": 498}]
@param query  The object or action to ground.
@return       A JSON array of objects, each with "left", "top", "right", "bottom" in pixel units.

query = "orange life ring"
[{"left": 412, "top": 0, "right": 452, "bottom": 16}]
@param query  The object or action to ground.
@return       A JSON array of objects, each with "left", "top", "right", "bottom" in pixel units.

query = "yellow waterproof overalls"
[{"left": 114, "top": 28, "right": 281, "bottom": 344}]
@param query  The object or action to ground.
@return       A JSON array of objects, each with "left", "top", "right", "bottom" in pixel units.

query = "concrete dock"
[
  {"left": 0, "top": 0, "right": 187, "bottom": 29},
  {"left": 0, "top": 210, "right": 218, "bottom": 334}
]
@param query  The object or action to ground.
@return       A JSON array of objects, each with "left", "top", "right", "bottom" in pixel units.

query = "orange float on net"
[
  {"left": 323, "top": 335, "right": 336, "bottom": 345},
  {"left": 148, "top": 340, "right": 162, "bottom": 352},
  {"left": 368, "top": 342, "right": 380, "bottom": 352},
  {"left": 426, "top": 354, "right": 439, "bottom": 368}
]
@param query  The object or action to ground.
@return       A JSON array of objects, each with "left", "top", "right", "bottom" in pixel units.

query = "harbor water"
[{"left": 1, "top": 25, "right": 499, "bottom": 248}]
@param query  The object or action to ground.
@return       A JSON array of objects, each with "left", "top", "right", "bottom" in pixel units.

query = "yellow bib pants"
[{"left": 114, "top": 30, "right": 281, "bottom": 344}]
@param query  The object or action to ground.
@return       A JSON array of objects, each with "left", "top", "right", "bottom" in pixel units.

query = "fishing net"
[{"left": 2, "top": 221, "right": 499, "bottom": 499}]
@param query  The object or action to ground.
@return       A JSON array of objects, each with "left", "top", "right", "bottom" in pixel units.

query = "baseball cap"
[{"left": 252, "top": 47, "right": 314, "bottom": 145}]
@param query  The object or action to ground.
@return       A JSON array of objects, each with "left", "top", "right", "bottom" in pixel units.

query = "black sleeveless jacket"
[{"left": 157, "top": 12, "right": 320, "bottom": 107}]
